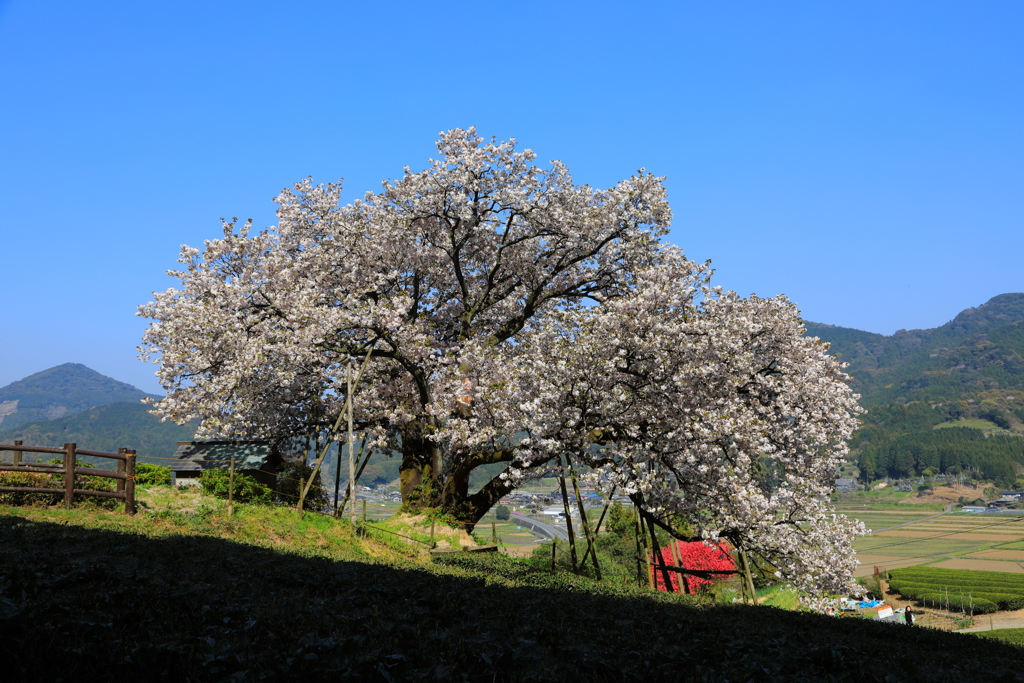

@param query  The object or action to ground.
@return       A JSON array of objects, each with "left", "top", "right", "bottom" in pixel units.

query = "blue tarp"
[{"left": 857, "top": 600, "right": 883, "bottom": 608}]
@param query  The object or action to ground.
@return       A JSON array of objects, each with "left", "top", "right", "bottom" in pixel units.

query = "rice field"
[{"left": 846, "top": 506, "right": 1024, "bottom": 576}]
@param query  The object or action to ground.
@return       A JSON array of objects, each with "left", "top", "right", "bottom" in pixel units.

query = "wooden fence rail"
[{"left": 0, "top": 440, "right": 136, "bottom": 514}]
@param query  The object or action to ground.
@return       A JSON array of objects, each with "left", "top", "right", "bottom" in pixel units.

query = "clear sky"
[{"left": 1, "top": 1, "right": 1021, "bottom": 394}]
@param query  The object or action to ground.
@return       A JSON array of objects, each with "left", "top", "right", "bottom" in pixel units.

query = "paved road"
[{"left": 510, "top": 512, "right": 569, "bottom": 541}]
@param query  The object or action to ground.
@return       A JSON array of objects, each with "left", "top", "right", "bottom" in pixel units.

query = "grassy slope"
[{"left": 3, "top": 491, "right": 1024, "bottom": 682}]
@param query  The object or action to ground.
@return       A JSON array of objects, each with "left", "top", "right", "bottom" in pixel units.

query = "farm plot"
[
  {"left": 851, "top": 512, "right": 1024, "bottom": 576},
  {"left": 888, "top": 566, "right": 1024, "bottom": 614},
  {"left": 845, "top": 513, "right": 937, "bottom": 531},
  {"left": 967, "top": 550, "right": 1024, "bottom": 561}
]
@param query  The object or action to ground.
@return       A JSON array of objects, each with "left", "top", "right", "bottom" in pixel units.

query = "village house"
[{"left": 170, "top": 441, "right": 282, "bottom": 488}]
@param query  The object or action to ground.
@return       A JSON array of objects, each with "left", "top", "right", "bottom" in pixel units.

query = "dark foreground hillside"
[{"left": 2, "top": 508, "right": 1024, "bottom": 682}]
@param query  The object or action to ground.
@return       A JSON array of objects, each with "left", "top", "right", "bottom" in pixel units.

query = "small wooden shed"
[{"left": 170, "top": 441, "right": 281, "bottom": 488}]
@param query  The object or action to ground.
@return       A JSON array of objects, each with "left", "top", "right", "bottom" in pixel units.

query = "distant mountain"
[
  {"left": 806, "top": 293, "right": 1024, "bottom": 486},
  {"left": 0, "top": 363, "right": 157, "bottom": 430},
  {"left": 807, "top": 293, "right": 1024, "bottom": 406},
  {"left": 0, "top": 401, "right": 196, "bottom": 464}
]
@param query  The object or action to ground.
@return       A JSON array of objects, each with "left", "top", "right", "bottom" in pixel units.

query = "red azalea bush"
[{"left": 651, "top": 541, "right": 735, "bottom": 593}]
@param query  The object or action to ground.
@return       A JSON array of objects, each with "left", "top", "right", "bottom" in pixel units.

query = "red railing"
[{"left": 0, "top": 440, "right": 136, "bottom": 514}]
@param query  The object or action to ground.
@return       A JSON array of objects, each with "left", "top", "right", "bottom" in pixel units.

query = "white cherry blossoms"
[{"left": 139, "top": 128, "right": 864, "bottom": 606}]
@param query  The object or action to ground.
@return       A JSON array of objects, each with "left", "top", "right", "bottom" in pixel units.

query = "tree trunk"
[
  {"left": 461, "top": 475, "right": 517, "bottom": 531},
  {"left": 399, "top": 421, "right": 439, "bottom": 508}
]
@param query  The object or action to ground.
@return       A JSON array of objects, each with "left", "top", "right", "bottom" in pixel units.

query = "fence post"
[
  {"left": 13, "top": 440, "right": 22, "bottom": 464},
  {"left": 228, "top": 457, "right": 235, "bottom": 517},
  {"left": 430, "top": 519, "right": 435, "bottom": 549},
  {"left": 362, "top": 498, "right": 366, "bottom": 523},
  {"left": 125, "top": 450, "right": 137, "bottom": 515},
  {"left": 492, "top": 521, "right": 497, "bottom": 545},
  {"left": 63, "top": 443, "right": 76, "bottom": 507},
  {"left": 117, "top": 448, "right": 127, "bottom": 495}
]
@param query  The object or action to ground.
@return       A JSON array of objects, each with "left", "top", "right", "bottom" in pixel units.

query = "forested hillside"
[
  {"left": 807, "top": 293, "right": 1024, "bottom": 486},
  {"left": 0, "top": 363, "right": 156, "bottom": 430},
  {"left": 806, "top": 293, "right": 1024, "bottom": 405},
  {"left": 0, "top": 402, "right": 196, "bottom": 464}
]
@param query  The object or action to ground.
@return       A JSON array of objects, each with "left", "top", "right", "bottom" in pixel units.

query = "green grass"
[
  {"left": 889, "top": 567, "right": 1024, "bottom": 613},
  {"left": 994, "top": 541, "right": 1024, "bottom": 551},
  {"left": 836, "top": 501, "right": 947, "bottom": 513},
  {"left": 4, "top": 491, "right": 1024, "bottom": 681},
  {"left": 854, "top": 536, "right": 997, "bottom": 558},
  {"left": 848, "top": 514, "right": 938, "bottom": 531},
  {"left": 975, "top": 628, "right": 1024, "bottom": 647},
  {"left": 934, "top": 419, "right": 1001, "bottom": 431},
  {"left": 758, "top": 586, "right": 802, "bottom": 610}
]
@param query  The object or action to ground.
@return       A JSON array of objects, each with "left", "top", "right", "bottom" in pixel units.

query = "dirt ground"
[
  {"left": 901, "top": 483, "right": 988, "bottom": 506},
  {"left": 503, "top": 543, "right": 539, "bottom": 558},
  {"left": 967, "top": 549, "right": 1024, "bottom": 560},
  {"left": 853, "top": 554, "right": 937, "bottom": 577},
  {"left": 930, "top": 558, "right": 1024, "bottom": 572},
  {"left": 958, "top": 608, "right": 1024, "bottom": 632}
]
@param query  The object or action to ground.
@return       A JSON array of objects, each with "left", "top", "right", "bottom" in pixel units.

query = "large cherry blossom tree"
[{"left": 139, "top": 128, "right": 864, "bottom": 602}]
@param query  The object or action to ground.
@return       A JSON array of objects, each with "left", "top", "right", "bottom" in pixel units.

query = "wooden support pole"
[
  {"left": 125, "top": 450, "right": 137, "bottom": 515},
  {"left": 739, "top": 550, "right": 756, "bottom": 605},
  {"left": 63, "top": 443, "right": 76, "bottom": 507},
  {"left": 557, "top": 461, "right": 578, "bottom": 572},
  {"left": 13, "top": 440, "right": 22, "bottom": 465},
  {"left": 116, "top": 449, "right": 126, "bottom": 495},
  {"left": 592, "top": 485, "right": 616, "bottom": 537},
  {"left": 335, "top": 438, "right": 370, "bottom": 519},
  {"left": 228, "top": 457, "right": 235, "bottom": 517},
  {"left": 333, "top": 441, "right": 343, "bottom": 518},
  {"left": 347, "top": 361, "right": 356, "bottom": 523},
  {"left": 552, "top": 538, "right": 558, "bottom": 571},
  {"left": 670, "top": 538, "right": 688, "bottom": 594},
  {"left": 300, "top": 345, "right": 374, "bottom": 511},
  {"left": 646, "top": 514, "right": 675, "bottom": 592},
  {"left": 635, "top": 505, "right": 651, "bottom": 588},
  {"left": 362, "top": 498, "right": 366, "bottom": 523},
  {"left": 429, "top": 519, "right": 435, "bottom": 549},
  {"left": 491, "top": 521, "right": 497, "bottom": 545},
  {"left": 568, "top": 456, "right": 602, "bottom": 580}
]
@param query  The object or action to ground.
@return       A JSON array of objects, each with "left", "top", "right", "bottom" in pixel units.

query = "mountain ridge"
[
  {"left": 805, "top": 293, "right": 1024, "bottom": 405},
  {"left": 0, "top": 401, "right": 196, "bottom": 464},
  {"left": 0, "top": 363, "right": 157, "bottom": 430},
  {"left": 806, "top": 293, "right": 1024, "bottom": 486}
]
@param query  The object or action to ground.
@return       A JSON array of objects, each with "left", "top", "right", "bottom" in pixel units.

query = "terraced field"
[{"left": 846, "top": 508, "right": 1024, "bottom": 576}]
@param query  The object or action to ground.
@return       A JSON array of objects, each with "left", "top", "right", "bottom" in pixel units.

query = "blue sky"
[{"left": 1, "top": 1, "right": 1021, "bottom": 393}]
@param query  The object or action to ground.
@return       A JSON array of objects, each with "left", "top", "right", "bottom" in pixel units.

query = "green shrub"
[
  {"left": 495, "top": 505, "right": 511, "bottom": 521},
  {"left": 977, "top": 593, "right": 1024, "bottom": 611},
  {"left": 975, "top": 627, "right": 1024, "bottom": 647},
  {"left": 890, "top": 578, "right": 1024, "bottom": 611},
  {"left": 134, "top": 463, "right": 172, "bottom": 487},
  {"left": 918, "top": 593, "right": 997, "bottom": 614},
  {"left": 890, "top": 568, "right": 1024, "bottom": 593},
  {"left": 41, "top": 458, "right": 119, "bottom": 509},
  {"left": 274, "top": 461, "right": 329, "bottom": 511},
  {"left": 889, "top": 565, "right": 1024, "bottom": 613},
  {"left": 857, "top": 575, "right": 883, "bottom": 600},
  {"left": 199, "top": 468, "right": 271, "bottom": 503},
  {"left": 0, "top": 472, "right": 60, "bottom": 505},
  {"left": 606, "top": 501, "right": 634, "bottom": 538}
]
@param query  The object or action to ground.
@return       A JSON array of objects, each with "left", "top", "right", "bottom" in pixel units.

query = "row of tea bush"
[{"left": 889, "top": 566, "right": 1024, "bottom": 614}]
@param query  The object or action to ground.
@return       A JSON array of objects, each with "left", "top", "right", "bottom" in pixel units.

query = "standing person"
[{"left": 905, "top": 605, "right": 915, "bottom": 626}]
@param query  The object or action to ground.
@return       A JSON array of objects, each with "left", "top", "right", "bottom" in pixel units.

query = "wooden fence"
[{"left": 0, "top": 440, "right": 136, "bottom": 514}]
